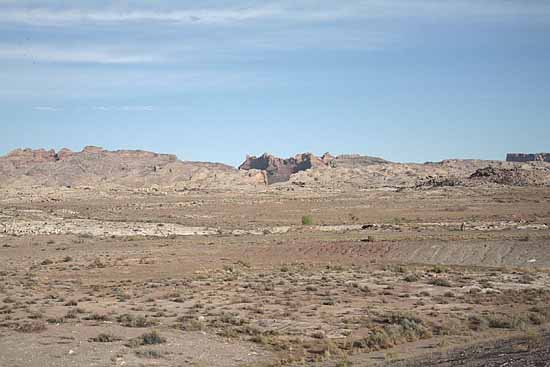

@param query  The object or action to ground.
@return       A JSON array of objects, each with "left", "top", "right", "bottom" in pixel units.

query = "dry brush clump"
[
  {"left": 12, "top": 320, "right": 47, "bottom": 333},
  {"left": 468, "top": 306, "right": 550, "bottom": 332},
  {"left": 174, "top": 315, "right": 205, "bottom": 331},
  {"left": 84, "top": 313, "right": 110, "bottom": 322},
  {"left": 135, "top": 349, "right": 165, "bottom": 359},
  {"left": 89, "top": 333, "right": 121, "bottom": 343},
  {"left": 429, "top": 278, "right": 452, "bottom": 287},
  {"left": 126, "top": 330, "right": 166, "bottom": 348},
  {"left": 117, "top": 313, "right": 158, "bottom": 328},
  {"left": 351, "top": 312, "right": 432, "bottom": 352}
]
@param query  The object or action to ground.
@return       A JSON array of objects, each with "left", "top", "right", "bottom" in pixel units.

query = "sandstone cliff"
[
  {"left": 506, "top": 153, "right": 550, "bottom": 163},
  {"left": 238, "top": 153, "right": 328, "bottom": 184},
  {"left": 3, "top": 147, "right": 550, "bottom": 191},
  {"left": 0, "top": 146, "right": 262, "bottom": 190},
  {"left": 238, "top": 152, "right": 390, "bottom": 184}
]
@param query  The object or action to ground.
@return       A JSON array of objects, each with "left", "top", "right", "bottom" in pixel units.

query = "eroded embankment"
[
  {"left": 1, "top": 215, "right": 549, "bottom": 269},
  {"left": 286, "top": 239, "right": 550, "bottom": 269},
  {"left": 370, "top": 240, "right": 550, "bottom": 268}
]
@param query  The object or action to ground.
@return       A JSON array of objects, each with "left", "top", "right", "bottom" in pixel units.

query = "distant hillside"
[
  {"left": 238, "top": 152, "right": 389, "bottom": 184},
  {"left": 0, "top": 146, "right": 263, "bottom": 189},
  {"left": 329, "top": 154, "right": 390, "bottom": 168},
  {"left": 2, "top": 147, "right": 549, "bottom": 191}
]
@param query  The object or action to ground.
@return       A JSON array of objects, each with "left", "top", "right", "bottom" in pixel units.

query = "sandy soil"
[{"left": 1, "top": 185, "right": 550, "bottom": 366}]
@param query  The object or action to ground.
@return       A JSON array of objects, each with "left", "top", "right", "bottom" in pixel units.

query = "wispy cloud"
[
  {"left": 0, "top": 1, "right": 548, "bottom": 26},
  {"left": 93, "top": 106, "right": 154, "bottom": 111},
  {"left": 0, "top": 45, "right": 162, "bottom": 64},
  {"left": 0, "top": 6, "right": 280, "bottom": 26},
  {"left": 33, "top": 106, "right": 61, "bottom": 111},
  {"left": 32, "top": 105, "right": 156, "bottom": 112}
]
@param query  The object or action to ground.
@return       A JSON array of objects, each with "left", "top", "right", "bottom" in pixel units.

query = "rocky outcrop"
[
  {"left": 239, "top": 152, "right": 392, "bottom": 184},
  {"left": 239, "top": 153, "right": 328, "bottom": 184},
  {"left": 56, "top": 148, "right": 76, "bottom": 160},
  {"left": 469, "top": 166, "right": 546, "bottom": 186},
  {"left": 415, "top": 176, "right": 463, "bottom": 189},
  {"left": 506, "top": 153, "right": 550, "bottom": 163},
  {"left": 6, "top": 148, "right": 58, "bottom": 166},
  {"left": 329, "top": 154, "right": 389, "bottom": 168},
  {"left": 321, "top": 152, "right": 335, "bottom": 164},
  {"left": 0, "top": 146, "right": 254, "bottom": 189},
  {"left": 4, "top": 147, "right": 549, "bottom": 191}
]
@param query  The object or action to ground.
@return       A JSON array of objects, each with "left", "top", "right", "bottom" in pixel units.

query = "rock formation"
[
  {"left": 3, "top": 147, "right": 550, "bottom": 190},
  {"left": 238, "top": 153, "right": 328, "bottom": 184},
  {"left": 506, "top": 153, "right": 550, "bottom": 163},
  {"left": 0, "top": 146, "right": 258, "bottom": 189},
  {"left": 238, "top": 152, "right": 391, "bottom": 184},
  {"left": 328, "top": 154, "right": 389, "bottom": 168},
  {"left": 469, "top": 166, "right": 546, "bottom": 186}
]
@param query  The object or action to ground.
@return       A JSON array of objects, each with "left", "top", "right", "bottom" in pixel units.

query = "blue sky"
[{"left": 0, "top": 1, "right": 549, "bottom": 166}]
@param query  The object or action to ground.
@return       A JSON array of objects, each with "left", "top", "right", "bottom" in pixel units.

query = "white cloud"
[
  {"left": 32, "top": 105, "right": 155, "bottom": 112},
  {"left": 0, "top": 6, "right": 280, "bottom": 26},
  {"left": 121, "top": 105, "right": 153, "bottom": 111},
  {"left": 33, "top": 106, "right": 61, "bottom": 111},
  {"left": 0, "top": 1, "right": 548, "bottom": 26},
  {"left": 0, "top": 45, "right": 162, "bottom": 64},
  {"left": 93, "top": 106, "right": 154, "bottom": 111}
]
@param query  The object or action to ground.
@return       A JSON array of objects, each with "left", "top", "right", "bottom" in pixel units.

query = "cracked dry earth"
[{"left": 1, "top": 185, "right": 550, "bottom": 366}]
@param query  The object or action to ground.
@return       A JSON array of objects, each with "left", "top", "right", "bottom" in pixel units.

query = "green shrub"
[{"left": 301, "top": 215, "right": 313, "bottom": 225}]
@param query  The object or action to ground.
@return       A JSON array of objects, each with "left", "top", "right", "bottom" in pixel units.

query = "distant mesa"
[
  {"left": 239, "top": 152, "right": 389, "bottom": 184},
  {"left": 81, "top": 145, "right": 105, "bottom": 154},
  {"left": 506, "top": 153, "right": 550, "bottom": 163}
]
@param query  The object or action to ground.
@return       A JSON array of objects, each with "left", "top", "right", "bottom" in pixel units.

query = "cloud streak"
[
  {"left": 33, "top": 106, "right": 61, "bottom": 111},
  {"left": 0, "top": 1, "right": 548, "bottom": 26},
  {"left": 0, "top": 6, "right": 280, "bottom": 26},
  {"left": 93, "top": 106, "right": 154, "bottom": 111},
  {"left": 0, "top": 45, "right": 162, "bottom": 64}
]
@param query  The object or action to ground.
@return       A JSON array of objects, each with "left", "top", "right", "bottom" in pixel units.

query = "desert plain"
[{"left": 1, "top": 147, "right": 550, "bottom": 367}]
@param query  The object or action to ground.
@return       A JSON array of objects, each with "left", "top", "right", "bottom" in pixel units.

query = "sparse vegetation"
[
  {"left": 117, "top": 313, "right": 158, "bottom": 328},
  {"left": 430, "top": 278, "right": 452, "bottom": 287},
  {"left": 301, "top": 215, "right": 314, "bottom": 225},
  {"left": 127, "top": 331, "right": 166, "bottom": 347},
  {"left": 403, "top": 273, "right": 420, "bottom": 282},
  {"left": 1, "top": 167, "right": 550, "bottom": 366},
  {"left": 135, "top": 349, "right": 164, "bottom": 359},
  {"left": 90, "top": 333, "right": 120, "bottom": 343},
  {"left": 13, "top": 321, "right": 47, "bottom": 333}
]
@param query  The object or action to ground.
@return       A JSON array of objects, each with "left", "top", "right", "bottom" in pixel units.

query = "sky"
[{"left": 0, "top": 1, "right": 549, "bottom": 167}]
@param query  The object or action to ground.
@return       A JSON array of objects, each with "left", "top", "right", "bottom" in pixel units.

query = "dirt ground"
[{"left": 1, "top": 185, "right": 550, "bottom": 366}]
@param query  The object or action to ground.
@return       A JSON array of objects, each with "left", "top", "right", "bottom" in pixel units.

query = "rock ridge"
[{"left": 506, "top": 153, "right": 550, "bottom": 163}]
